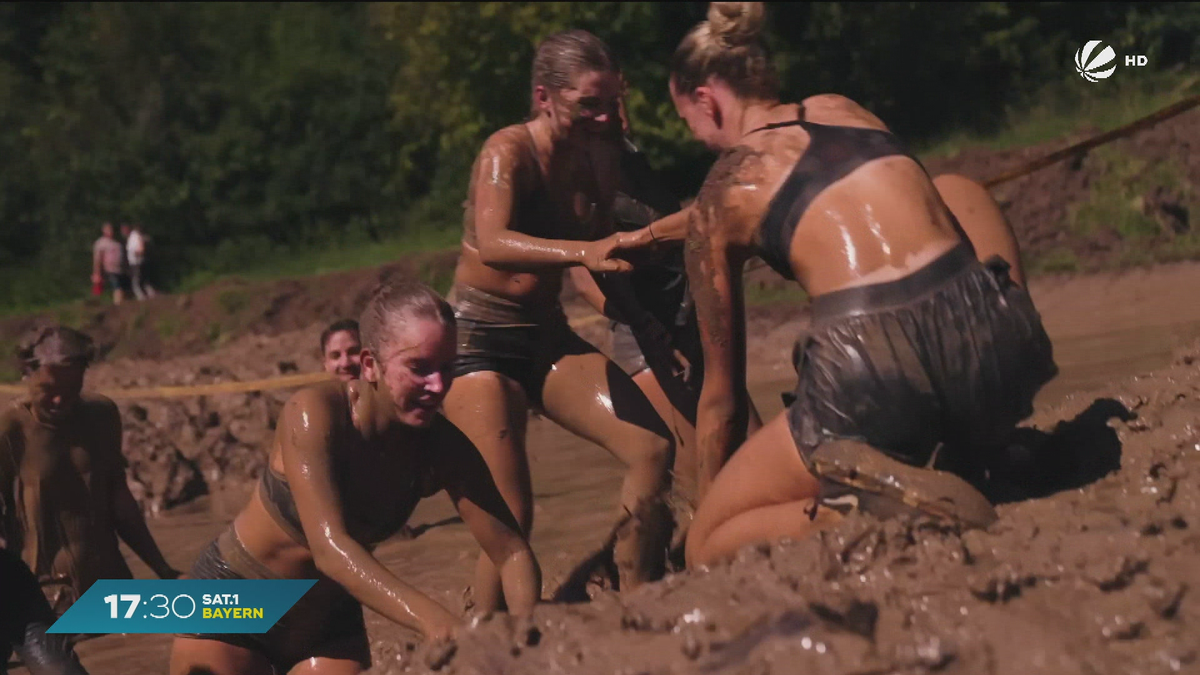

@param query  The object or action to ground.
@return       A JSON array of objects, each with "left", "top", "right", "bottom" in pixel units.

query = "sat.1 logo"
[{"left": 1075, "top": 40, "right": 1148, "bottom": 83}]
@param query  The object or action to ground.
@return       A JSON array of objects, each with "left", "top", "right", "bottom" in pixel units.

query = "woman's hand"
[{"left": 581, "top": 232, "right": 637, "bottom": 273}]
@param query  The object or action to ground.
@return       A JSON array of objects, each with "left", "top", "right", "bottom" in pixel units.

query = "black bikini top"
[{"left": 749, "top": 119, "right": 920, "bottom": 279}]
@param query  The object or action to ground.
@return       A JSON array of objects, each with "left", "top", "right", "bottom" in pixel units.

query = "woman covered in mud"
[
  {"left": 170, "top": 281, "right": 541, "bottom": 675},
  {"left": 672, "top": 2, "right": 1058, "bottom": 566},
  {"left": 319, "top": 319, "right": 363, "bottom": 383},
  {"left": 566, "top": 73, "right": 764, "bottom": 512},
  {"left": 441, "top": 30, "right": 677, "bottom": 612}
]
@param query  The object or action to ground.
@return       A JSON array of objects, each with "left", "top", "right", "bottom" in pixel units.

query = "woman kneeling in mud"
[
  {"left": 170, "top": 281, "right": 541, "bottom": 675},
  {"left": 441, "top": 30, "right": 676, "bottom": 612},
  {"left": 672, "top": 2, "right": 1058, "bottom": 566}
]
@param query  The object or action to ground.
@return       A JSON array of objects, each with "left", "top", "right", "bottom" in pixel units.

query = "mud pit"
[{"left": 7, "top": 263, "right": 1200, "bottom": 675}]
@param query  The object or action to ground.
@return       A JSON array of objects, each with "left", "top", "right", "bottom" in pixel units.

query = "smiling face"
[
  {"left": 536, "top": 68, "right": 622, "bottom": 145},
  {"left": 322, "top": 330, "right": 363, "bottom": 382},
  {"left": 361, "top": 318, "right": 456, "bottom": 428},
  {"left": 27, "top": 363, "right": 86, "bottom": 424}
]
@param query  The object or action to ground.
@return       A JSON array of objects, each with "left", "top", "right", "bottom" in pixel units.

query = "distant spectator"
[
  {"left": 121, "top": 223, "right": 156, "bottom": 301},
  {"left": 320, "top": 319, "right": 362, "bottom": 382},
  {"left": 91, "top": 223, "right": 124, "bottom": 305}
]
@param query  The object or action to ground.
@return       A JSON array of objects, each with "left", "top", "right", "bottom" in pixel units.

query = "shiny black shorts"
[
  {"left": 788, "top": 243, "right": 1058, "bottom": 475},
  {"left": 1, "top": 547, "right": 88, "bottom": 675}
]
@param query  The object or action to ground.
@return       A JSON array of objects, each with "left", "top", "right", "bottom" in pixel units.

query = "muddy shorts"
[
  {"left": 176, "top": 528, "right": 368, "bottom": 673},
  {"left": 1, "top": 548, "right": 88, "bottom": 675},
  {"left": 788, "top": 242, "right": 1058, "bottom": 477},
  {"left": 449, "top": 284, "right": 593, "bottom": 407}
]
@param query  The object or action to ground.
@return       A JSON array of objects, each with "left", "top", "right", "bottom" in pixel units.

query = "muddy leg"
[
  {"left": 686, "top": 412, "right": 836, "bottom": 567},
  {"left": 540, "top": 346, "right": 674, "bottom": 591},
  {"left": 441, "top": 372, "right": 531, "bottom": 614},
  {"left": 169, "top": 637, "right": 273, "bottom": 675}
]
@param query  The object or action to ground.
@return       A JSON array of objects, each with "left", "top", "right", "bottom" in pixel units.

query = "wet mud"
[{"left": 7, "top": 264, "right": 1200, "bottom": 674}]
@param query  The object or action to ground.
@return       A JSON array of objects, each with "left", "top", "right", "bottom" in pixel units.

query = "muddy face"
[
  {"left": 546, "top": 69, "right": 622, "bottom": 146},
  {"left": 375, "top": 319, "right": 457, "bottom": 428},
  {"left": 26, "top": 363, "right": 86, "bottom": 424},
  {"left": 322, "top": 329, "right": 362, "bottom": 382}
]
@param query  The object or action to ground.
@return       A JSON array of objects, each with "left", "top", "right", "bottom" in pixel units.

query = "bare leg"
[
  {"left": 934, "top": 173, "right": 1026, "bottom": 286},
  {"left": 631, "top": 369, "right": 698, "bottom": 505},
  {"left": 686, "top": 412, "right": 840, "bottom": 568},
  {"left": 540, "top": 344, "right": 674, "bottom": 591},
  {"left": 169, "top": 637, "right": 273, "bottom": 675},
  {"left": 440, "top": 372, "right": 530, "bottom": 614}
]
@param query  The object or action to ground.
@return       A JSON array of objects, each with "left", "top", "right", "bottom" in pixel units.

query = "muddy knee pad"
[{"left": 613, "top": 496, "right": 676, "bottom": 586}]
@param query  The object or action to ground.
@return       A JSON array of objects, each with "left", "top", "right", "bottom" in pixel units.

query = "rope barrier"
[{"left": 4, "top": 95, "right": 1195, "bottom": 400}]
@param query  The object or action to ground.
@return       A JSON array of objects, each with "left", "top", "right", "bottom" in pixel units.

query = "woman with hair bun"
[{"left": 671, "top": 2, "right": 1057, "bottom": 566}]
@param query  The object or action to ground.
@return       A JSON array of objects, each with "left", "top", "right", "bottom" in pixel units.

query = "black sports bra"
[{"left": 749, "top": 119, "right": 920, "bottom": 279}]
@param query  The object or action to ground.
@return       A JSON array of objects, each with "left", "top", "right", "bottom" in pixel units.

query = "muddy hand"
[{"left": 583, "top": 234, "right": 634, "bottom": 273}]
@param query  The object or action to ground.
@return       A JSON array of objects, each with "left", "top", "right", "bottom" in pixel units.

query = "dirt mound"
[
  {"left": 0, "top": 249, "right": 460, "bottom": 366},
  {"left": 379, "top": 339, "right": 1200, "bottom": 675},
  {"left": 925, "top": 107, "right": 1200, "bottom": 273}
]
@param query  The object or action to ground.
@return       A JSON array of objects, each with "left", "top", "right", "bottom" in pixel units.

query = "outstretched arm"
[
  {"left": 438, "top": 420, "right": 541, "bottom": 616},
  {"left": 106, "top": 402, "right": 178, "bottom": 579},
  {"left": 472, "top": 131, "right": 632, "bottom": 274},
  {"left": 281, "top": 389, "right": 459, "bottom": 639},
  {"left": 686, "top": 182, "right": 752, "bottom": 502}
]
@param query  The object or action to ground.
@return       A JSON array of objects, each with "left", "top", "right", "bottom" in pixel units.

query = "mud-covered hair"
[
  {"left": 16, "top": 325, "right": 95, "bottom": 376},
  {"left": 670, "top": 2, "right": 778, "bottom": 101},
  {"left": 530, "top": 29, "right": 619, "bottom": 115},
  {"left": 359, "top": 279, "right": 455, "bottom": 358},
  {"left": 319, "top": 319, "right": 360, "bottom": 354}
]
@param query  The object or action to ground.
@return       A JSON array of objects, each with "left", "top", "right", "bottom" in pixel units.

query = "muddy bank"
[{"left": 378, "top": 338, "right": 1200, "bottom": 675}]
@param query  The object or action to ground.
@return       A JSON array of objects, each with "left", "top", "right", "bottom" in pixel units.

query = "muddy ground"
[{"left": 2, "top": 259, "right": 1199, "bottom": 675}]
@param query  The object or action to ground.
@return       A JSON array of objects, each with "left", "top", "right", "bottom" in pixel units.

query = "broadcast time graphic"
[{"left": 47, "top": 580, "right": 315, "bottom": 634}]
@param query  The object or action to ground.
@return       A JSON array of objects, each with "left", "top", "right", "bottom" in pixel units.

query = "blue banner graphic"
[{"left": 47, "top": 579, "right": 316, "bottom": 634}]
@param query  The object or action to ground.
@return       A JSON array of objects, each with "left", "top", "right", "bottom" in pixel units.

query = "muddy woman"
[
  {"left": 0, "top": 326, "right": 180, "bottom": 617},
  {"left": 440, "top": 30, "right": 677, "bottom": 612},
  {"left": 666, "top": 2, "right": 1058, "bottom": 566},
  {"left": 566, "top": 72, "right": 765, "bottom": 529},
  {"left": 170, "top": 281, "right": 541, "bottom": 675}
]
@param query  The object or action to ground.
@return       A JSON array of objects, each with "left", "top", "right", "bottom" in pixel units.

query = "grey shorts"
[{"left": 609, "top": 322, "right": 649, "bottom": 376}]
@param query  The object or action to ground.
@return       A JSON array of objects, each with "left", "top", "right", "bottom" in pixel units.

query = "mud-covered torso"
[
  {"left": 262, "top": 402, "right": 442, "bottom": 549},
  {"left": 457, "top": 123, "right": 618, "bottom": 305},
  {"left": 0, "top": 397, "right": 131, "bottom": 597}
]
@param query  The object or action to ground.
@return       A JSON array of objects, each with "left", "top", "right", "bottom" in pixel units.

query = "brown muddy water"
[{"left": 12, "top": 264, "right": 1200, "bottom": 675}]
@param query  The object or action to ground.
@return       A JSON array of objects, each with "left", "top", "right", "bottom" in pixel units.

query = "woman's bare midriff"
[{"left": 452, "top": 243, "right": 564, "bottom": 307}]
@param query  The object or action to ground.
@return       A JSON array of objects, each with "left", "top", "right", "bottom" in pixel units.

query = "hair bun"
[{"left": 707, "top": 2, "right": 766, "bottom": 47}]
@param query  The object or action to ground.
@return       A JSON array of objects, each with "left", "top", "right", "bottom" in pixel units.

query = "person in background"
[
  {"left": 320, "top": 319, "right": 363, "bottom": 383},
  {"left": 91, "top": 223, "right": 124, "bottom": 306},
  {"left": 121, "top": 223, "right": 156, "bottom": 301}
]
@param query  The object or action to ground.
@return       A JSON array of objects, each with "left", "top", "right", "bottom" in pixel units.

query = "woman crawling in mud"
[
  {"left": 169, "top": 280, "right": 541, "bottom": 675},
  {"left": 440, "top": 30, "right": 677, "bottom": 612},
  {"left": 671, "top": 2, "right": 1058, "bottom": 566}
]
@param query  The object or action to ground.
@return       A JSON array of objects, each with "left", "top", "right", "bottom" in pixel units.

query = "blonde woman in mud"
[
  {"left": 441, "top": 30, "right": 677, "bottom": 613},
  {"left": 169, "top": 281, "right": 541, "bottom": 675},
  {"left": 668, "top": 2, "right": 1059, "bottom": 567}
]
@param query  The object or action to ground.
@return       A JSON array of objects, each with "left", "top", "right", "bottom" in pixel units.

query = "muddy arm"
[
  {"left": 281, "top": 389, "right": 460, "bottom": 639},
  {"left": 106, "top": 402, "right": 178, "bottom": 578},
  {"left": 473, "top": 133, "right": 607, "bottom": 272},
  {"left": 439, "top": 421, "right": 541, "bottom": 615},
  {"left": 686, "top": 199, "right": 752, "bottom": 501},
  {"left": 619, "top": 206, "right": 694, "bottom": 248}
]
